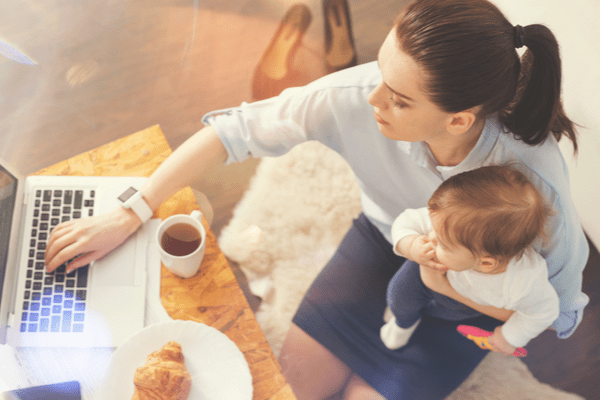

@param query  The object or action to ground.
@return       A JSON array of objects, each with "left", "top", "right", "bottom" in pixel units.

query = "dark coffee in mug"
[{"left": 160, "top": 223, "right": 202, "bottom": 257}]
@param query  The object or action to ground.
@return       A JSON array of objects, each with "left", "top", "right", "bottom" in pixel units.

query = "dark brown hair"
[
  {"left": 428, "top": 165, "right": 551, "bottom": 262},
  {"left": 395, "top": 0, "right": 578, "bottom": 152}
]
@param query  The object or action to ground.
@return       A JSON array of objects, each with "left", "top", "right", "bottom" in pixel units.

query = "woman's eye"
[{"left": 390, "top": 95, "right": 407, "bottom": 109}]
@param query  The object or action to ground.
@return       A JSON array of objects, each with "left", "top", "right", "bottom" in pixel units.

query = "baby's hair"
[{"left": 428, "top": 165, "right": 551, "bottom": 262}]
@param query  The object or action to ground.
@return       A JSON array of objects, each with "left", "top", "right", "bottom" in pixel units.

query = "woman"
[{"left": 46, "top": 0, "right": 588, "bottom": 398}]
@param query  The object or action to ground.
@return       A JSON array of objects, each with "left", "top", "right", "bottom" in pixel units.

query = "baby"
[{"left": 381, "top": 165, "right": 559, "bottom": 355}]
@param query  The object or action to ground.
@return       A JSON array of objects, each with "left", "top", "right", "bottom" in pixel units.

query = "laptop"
[{"left": 0, "top": 156, "right": 151, "bottom": 348}]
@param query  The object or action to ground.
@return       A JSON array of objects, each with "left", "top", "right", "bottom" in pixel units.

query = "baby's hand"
[
  {"left": 404, "top": 235, "right": 446, "bottom": 271},
  {"left": 487, "top": 326, "right": 517, "bottom": 356}
]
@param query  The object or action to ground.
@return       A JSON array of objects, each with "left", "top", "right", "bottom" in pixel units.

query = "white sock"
[
  {"left": 380, "top": 316, "right": 421, "bottom": 350},
  {"left": 383, "top": 306, "right": 394, "bottom": 323}
]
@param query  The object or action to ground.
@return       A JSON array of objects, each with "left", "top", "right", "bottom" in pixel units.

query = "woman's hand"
[
  {"left": 419, "top": 264, "right": 453, "bottom": 296},
  {"left": 401, "top": 235, "right": 446, "bottom": 271},
  {"left": 43, "top": 125, "right": 229, "bottom": 275},
  {"left": 45, "top": 206, "right": 142, "bottom": 273},
  {"left": 487, "top": 326, "right": 517, "bottom": 356},
  {"left": 420, "top": 265, "right": 515, "bottom": 323}
]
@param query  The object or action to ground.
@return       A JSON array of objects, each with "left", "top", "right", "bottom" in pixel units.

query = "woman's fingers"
[
  {"left": 45, "top": 224, "right": 81, "bottom": 272},
  {"left": 46, "top": 230, "right": 104, "bottom": 273},
  {"left": 65, "top": 251, "right": 100, "bottom": 273},
  {"left": 45, "top": 221, "right": 78, "bottom": 261},
  {"left": 44, "top": 206, "right": 142, "bottom": 273},
  {"left": 47, "top": 220, "right": 76, "bottom": 237},
  {"left": 46, "top": 221, "right": 81, "bottom": 250},
  {"left": 45, "top": 221, "right": 95, "bottom": 272},
  {"left": 45, "top": 238, "right": 86, "bottom": 273}
]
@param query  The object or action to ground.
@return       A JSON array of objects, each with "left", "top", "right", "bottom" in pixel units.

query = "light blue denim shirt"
[{"left": 202, "top": 61, "right": 589, "bottom": 339}]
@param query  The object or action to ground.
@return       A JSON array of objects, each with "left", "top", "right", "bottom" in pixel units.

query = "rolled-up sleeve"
[
  {"left": 201, "top": 99, "right": 306, "bottom": 164},
  {"left": 546, "top": 222, "right": 590, "bottom": 338},
  {"left": 201, "top": 61, "right": 381, "bottom": 166},
  {"left": 537, "top": 188, "right": 590, "bottom": 338}
]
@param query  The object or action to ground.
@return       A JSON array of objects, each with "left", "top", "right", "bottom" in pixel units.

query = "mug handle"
[{"left": 191, "top": 210, "right": 203, "bottom": 221}]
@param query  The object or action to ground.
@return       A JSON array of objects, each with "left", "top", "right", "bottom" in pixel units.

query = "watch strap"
[{"left": 121, "top": 189, "right": 153, "bottom": 223}]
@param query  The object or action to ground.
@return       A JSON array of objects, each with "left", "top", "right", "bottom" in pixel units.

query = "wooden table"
[{"left": 34, "top": 125, "right": 295, "bottom": 400}]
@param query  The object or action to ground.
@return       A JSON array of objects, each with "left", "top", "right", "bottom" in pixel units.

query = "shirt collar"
[
  {"left": 396, "top": 141, "right": 437, "bottom": 173},
  {"left": 398, "top": 114, "right": 502, "bottom": 179}
]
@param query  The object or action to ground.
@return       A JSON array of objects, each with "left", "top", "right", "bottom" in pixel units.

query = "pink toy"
[{"left": 457, "top": 325, "right": 527, "bottom": 357}]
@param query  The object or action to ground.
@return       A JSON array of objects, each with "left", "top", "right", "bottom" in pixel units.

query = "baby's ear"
[{"left": 478, "top": 256, "right": 502, "bottom": 273}]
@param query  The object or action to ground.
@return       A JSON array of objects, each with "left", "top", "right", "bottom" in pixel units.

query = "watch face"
[{"left": 118, "top": 187, "right": 137, "bottom": 203}]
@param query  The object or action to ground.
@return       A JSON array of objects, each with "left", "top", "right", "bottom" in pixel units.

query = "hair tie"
[{"left": 514, "top": 25, "right": 526, "bottom": 49}]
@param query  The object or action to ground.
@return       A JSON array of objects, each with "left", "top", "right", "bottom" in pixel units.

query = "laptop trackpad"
[{"left": 92, "top": 235, "right": 137, "bottom": 286}]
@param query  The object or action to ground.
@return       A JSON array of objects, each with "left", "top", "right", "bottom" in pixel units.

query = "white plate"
[{"left": 97, "top": 320, "right": 253, "bottom": 399}]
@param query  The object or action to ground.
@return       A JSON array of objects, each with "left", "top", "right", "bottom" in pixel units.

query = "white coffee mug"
[{"left": 156, "top": 210, "right": 206, "bottom": 278}]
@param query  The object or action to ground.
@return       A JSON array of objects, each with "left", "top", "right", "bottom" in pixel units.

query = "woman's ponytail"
[
  {"left": 395, "top": 0, "right": 578, "bottom": 153},
  {"left": 500, "top": 24, "right": 578, "bottom": 152}
]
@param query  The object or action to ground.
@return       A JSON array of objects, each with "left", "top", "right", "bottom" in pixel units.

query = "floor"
[{"left": 2, "top": 0, "right": 598, "bottom": 398}]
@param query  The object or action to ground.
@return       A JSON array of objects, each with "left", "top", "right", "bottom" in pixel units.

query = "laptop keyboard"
[{"left": 20, "top": 188, "right": 95, "bottom": 333}]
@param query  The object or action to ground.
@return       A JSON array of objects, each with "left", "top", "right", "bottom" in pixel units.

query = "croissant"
[{"left": 131, "top": 341, "right": 192, "bottom": 400}]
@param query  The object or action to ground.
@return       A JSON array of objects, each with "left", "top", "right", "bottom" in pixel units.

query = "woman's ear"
[{"left": 446, "top": 107, "right": 481, "bottom": 136}]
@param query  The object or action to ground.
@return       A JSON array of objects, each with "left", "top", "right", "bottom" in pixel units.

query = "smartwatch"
[{"left": 118, "top": 187, "right": 153, "bottom": 223}]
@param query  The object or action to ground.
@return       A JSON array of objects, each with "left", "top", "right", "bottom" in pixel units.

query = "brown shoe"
[
  {"left": 252, "top": 4, "right": 312, "bottom": 100},
  {"left": 323, "top": 0, "right": 357, "bottom": 74}
]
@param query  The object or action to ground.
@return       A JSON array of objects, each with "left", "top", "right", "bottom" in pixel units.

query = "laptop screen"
[{"left": 0, "top": 166, "right": 18, "bottom": 304}]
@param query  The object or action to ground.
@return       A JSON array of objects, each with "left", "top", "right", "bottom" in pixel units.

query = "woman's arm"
[
  {"left": 139, "top": 125, "right": 228, "bottom": 210},
  {"left": 419, "top": 265, "right": 514, "bottom": 322},
  {"left": 45, "top": 125, "right": 228, "bottom": 273}
]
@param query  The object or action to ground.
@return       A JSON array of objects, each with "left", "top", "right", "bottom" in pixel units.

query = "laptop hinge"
[{"left": 7, "top": 312, "right": 15, "bottom": 328}]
